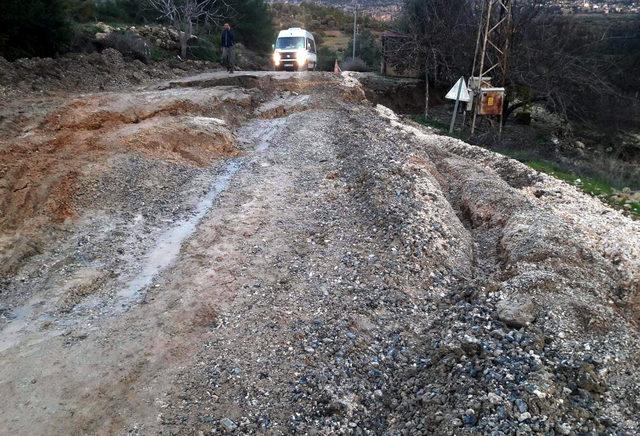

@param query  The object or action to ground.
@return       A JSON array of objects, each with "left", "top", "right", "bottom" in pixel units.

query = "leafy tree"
[
  {"left": 224, "top": 0, "right": 276, "bottom": 54},
  {"left": 346, "top": 29, "right": 381, "bottom": 70},
  {"left": 67, "top": 0, "right": 97, "bottom": 23},
  {"left": 0, "top": 0, "right": 72, "bottom": 60},
  {"left": 95, "top": 0, "right": 158, "bottom": 24}
]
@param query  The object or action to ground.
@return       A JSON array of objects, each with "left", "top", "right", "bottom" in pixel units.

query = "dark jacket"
[{"left": 221, "top": 29, "right": 234, "bottom": 48}]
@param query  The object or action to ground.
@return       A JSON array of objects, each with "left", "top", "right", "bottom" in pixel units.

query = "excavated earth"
[{"left": 0, "top": 71, "right": 639, "bottom": 435}]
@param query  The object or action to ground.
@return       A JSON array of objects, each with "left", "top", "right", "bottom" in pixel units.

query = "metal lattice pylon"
[{"left": 470, "top": 0, "right": 513, "bottom": 134}]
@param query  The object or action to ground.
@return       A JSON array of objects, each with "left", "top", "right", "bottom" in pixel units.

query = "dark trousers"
[{"left": 222, "top": 47, "right": 235, "bottom": 72}]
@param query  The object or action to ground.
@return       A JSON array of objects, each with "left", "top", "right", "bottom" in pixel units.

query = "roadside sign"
[
  {"left": 447, "top": 77, "right": 469, "bottom": 133},
  {"left": 445, "top": 77, "right": 470, "bottom": 103}
]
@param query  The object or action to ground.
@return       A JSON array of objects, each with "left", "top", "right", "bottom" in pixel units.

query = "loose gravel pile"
[
  {"left": 156, "top": 91, "right": 640, "bottom": 434},
  {"left": 1, "top": 73, "right": 638, "bottom": 435}
]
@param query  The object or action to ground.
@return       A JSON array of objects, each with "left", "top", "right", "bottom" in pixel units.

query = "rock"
[
  {"left": 95, "top": 22, "right": 113, "bottom": 33},
  {"left": 519, "top": 412, "right": 531, "bottom": 422},
  {"left": 220, "top": 417, "right": 237, "bottom": 432},
  {"left": 577, "top": 364, "right": 606, "bottom": 394},
  {"left": 515, "top": 399, "right": 528, "bottom": 413},
  {"left": 487, "top": 392, "right": 502, "bottom": 404},
  {"left": 555, "top": 422, "right": 571, "bottom": 435},
  {"left": 496, "top": 297, "right": 538, "bottom": 328},
  {"left": 463, "top": 413, "right": 477, "bottom": 426}
]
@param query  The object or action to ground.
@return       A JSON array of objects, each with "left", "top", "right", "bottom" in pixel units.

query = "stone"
[
  {"left": 515, "top": 398, "right": 528, "bottom": 413},
  {"left": 577, "top": 364, "right": 606, "bottom": 394},
  {"left": 463, "top": 413, "right": 477, "bottom": 426},
  {"left": 220, "top": 417, "right": 237, "bottom": 432},
  {"left": 555, "top": 422, "right": 571, "bottom": 435},
  {"left": 488, "top": 392, "right": 502, "bottom": 404},
  {"left": 496, "top": 298, "right": 538, "bottom": 328},
  {"left": 519, "top": 412, "right": 531, "bottom": 422}
]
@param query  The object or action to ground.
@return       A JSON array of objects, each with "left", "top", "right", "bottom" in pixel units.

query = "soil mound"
[
  {"left": 0, "top": 88, "right": 247, "bottom": 253},
  {"left": 0, "top": 49, "right": 215, "bottom": 97}
]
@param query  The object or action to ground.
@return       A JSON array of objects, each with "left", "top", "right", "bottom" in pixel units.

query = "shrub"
[
  {"left": 100, "top": 31, "right": 150, "bottom": 63},
  {"left": 187, "top": 38, "right": 219, "bottom": 62},
  {"left": 67, "top": 0, "right": 97, "bottom": 23},
  {"left": 150, "top": 46, "right": 173, "bottom": 62},
  {"left": 95, "top": 0, "right": 157, "bottom": 24},
  {"left": 346, "top": 29, "right": 381, "bottom": 69},
  {"left": 317, "top": 46, "right": 340, "bottom": 71},
  {"left": 342, "top": 57, "right": 369, "bottom": 72}
]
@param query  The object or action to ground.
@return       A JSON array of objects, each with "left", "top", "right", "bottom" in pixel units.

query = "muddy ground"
[{"left": 0, "top": 71, "right": 639, "bottom": 435}]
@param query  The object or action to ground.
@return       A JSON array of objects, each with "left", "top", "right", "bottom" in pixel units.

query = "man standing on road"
[{"left": 221, "top": 23, "right": 235, "bottom": 74}]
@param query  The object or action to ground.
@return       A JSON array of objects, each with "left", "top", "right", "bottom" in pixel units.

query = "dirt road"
[{"left": 1, "top": 71, "right": 639, "bottom": 435}]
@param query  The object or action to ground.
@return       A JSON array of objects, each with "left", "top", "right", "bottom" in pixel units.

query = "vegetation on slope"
[{"left": 0, "top": 0, "right": 276, "bottom": 62}]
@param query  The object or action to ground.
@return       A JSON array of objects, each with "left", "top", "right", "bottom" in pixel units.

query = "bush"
[
  {"left": 0, "top": 0, "right": 72, "bottom": 60},
  {"left": 67, "top": 0, "right": 97, "bottom": 23},
  {"left": 346, "top": 29, "right": 381, "bottom": 70},
  {"left": 187, "top": 38, "right": 219, "bottom": 62},
  {"left": 342, "top": 57, "right": 368, "bottom": 72},
  {"left": 317, "top": 46, "right": 340, "bottom": 71},
  {"left": 100, "top": 31, "right": 150, "bottom": 63},
  {"left": 150, "top": 46, "right": 173, "bottom": 62},
  {"left": 68, "top": 24, "right": 101, "bottom": 54},
  {"left": 95, "top": 0, "right": 157, "bottom": 24}
]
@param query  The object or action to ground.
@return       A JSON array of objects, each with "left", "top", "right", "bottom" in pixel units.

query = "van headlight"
[
  {"left": 273, "top": 52, "right": 281, "bottom": 65},
  {"left": 296, "top": 49, "right": 307, "bottom": 66}
]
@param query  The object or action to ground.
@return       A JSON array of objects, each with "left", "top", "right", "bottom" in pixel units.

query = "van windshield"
[{"left": 275, "top": 37, "right": 305, "bottom": 50}]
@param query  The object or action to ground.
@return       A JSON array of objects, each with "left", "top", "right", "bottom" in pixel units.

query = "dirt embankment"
[
  {"left": 0, "top": 48, "right": 216, "bottom": 97},
  {"left": 0, "top": 88, "right": 243, "bottom": 275}
]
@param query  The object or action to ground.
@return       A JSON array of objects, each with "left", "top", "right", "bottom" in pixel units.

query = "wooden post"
[{"left": 424, "top": 68, "right": 429, "bottom": 118}]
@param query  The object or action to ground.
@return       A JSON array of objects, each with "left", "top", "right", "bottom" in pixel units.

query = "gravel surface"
[{"left": 0, "top": 72, "right": 638, "bottom": 435}]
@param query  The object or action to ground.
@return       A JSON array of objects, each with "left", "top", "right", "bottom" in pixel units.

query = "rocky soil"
[
  {"left": 0, "top": 48, "right": 216, "bottom": 97},
  {"left": 0, "top": 71, "right": 638, "bottom": 435}
]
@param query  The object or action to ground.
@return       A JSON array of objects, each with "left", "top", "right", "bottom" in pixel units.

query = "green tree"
[
  {"left": 346, "top": 29, "right": 381, "bottom": 70},
  {"left": 95, "top": 0, "right": 158, "bottom": 24},
  {"left": 224, "top": 0, "right": 276, "bottom": 54},
  {"left": 67, "top": 0, "right": 97, "bottom": 23},
  {"left": 0, "top": 0, "right": 72, "bottom": 60}
]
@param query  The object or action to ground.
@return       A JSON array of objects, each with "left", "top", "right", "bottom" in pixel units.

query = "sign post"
[{"left": 445, "top": 77, "right": 470, "bottom": 134}]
